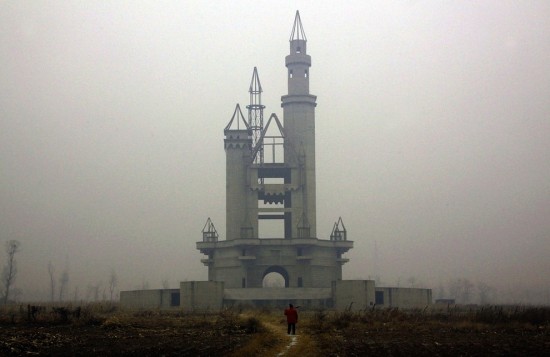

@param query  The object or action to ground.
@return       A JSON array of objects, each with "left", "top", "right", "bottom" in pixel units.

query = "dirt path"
[
  {"left": 231, "top": 313, "right": 301, "bottom": 357},
  {"left": 258, "top": 316, "right": 317, "bottom": 357},
  {"left": 275, "top": 335, "right": 298, "bottom": 356},
  {"left": 260, "top": 319, "right": 297, "bottom": 357}
]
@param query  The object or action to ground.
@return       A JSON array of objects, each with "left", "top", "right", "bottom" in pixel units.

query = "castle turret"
[
  {"left": 281, "top": 11, "right": 318, "bottom": 238},
  {"left": 224, "top": 104, "right": 256, "bottom": 240}
]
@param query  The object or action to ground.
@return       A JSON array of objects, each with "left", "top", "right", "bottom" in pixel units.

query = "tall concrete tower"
[
  {"left": 282, "top": 11, "right": 317, "bottom": 238},
  {"left": 197, "top": 11, "right": 352, "bottom": 292},
  {"left": 224, "top": 104, "right": 256, "bottom": 241}
]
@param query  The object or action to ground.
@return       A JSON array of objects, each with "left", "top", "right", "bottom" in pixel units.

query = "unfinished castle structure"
[
  {"left": 197, "top": 11, "right": 352, "bottom": 291},
  {"left": 121, "top": 11, "right": 432, "bottom": 311}
]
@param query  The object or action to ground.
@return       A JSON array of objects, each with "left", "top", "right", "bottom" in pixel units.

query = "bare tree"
[
  {"left": 87, "top": 283, "right": 101, "bottom": 301},
  {"left": 58, "top": 268, "right": 69, "bottom": 302},
  {"left": 94, "top": 283, "right": 101, "bottom": 301},
  {"left": 47, "top": 262, "right": 56, "bottom": 302},
  {"left": 141, "top": 280, "right": 150, "bottom": 290},
  {"left": 2, "top": 240, "right": 21, "bottom": 304},
  {"left": 436, "top": 282, "right": 446, "bottom": 299},
  {"left": 448, "top": 278, "right": 463, "bottom": 302},
  {"left": 461, "top": 279, "right": 474, "bottom": 304},
  {"left": 11, "top": 288, "right": 22, "bottom": 303},
  {"left": 448, "top": 278, "right": 475, "bottom": 304},
  {"left": 477, "top": 281, "right": 495, "bottom": 305},
  {"left": 109, "top": 270, "right": 118, "bottom": 301},
  {"left": 85, "top": 285, "right": 93, "bottom": 301}
]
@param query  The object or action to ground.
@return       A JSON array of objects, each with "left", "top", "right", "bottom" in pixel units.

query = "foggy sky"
[{"left": 1, "top": 1, "right": 549, "bottom": 303}]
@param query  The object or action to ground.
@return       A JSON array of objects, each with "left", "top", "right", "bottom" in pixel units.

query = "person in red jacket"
[{"left": 284, "top": 303, "right": 298, "bottom": 335}]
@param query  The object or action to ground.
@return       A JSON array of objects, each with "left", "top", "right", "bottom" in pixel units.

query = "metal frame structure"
[{"left": 246, "top": 67, "right": 265, "bottom": 166}]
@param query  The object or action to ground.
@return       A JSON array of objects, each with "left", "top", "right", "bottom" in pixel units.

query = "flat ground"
[{"left": 0, "top": 305, "right": 548, "bottom": 356}]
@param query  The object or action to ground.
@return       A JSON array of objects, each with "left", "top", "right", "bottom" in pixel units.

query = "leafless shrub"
[
  {"left": 243, "top": 316, "right": 264, "bottom": 333},
  {"left": 43, "top": 306, "right": 81, "bottom": 323},
  {"left": 27, "top": 304, "right": 46, "bottom": 321}
]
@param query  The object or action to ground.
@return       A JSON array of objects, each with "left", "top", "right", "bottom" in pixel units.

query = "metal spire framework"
[
  {"left": 246, "top": 67, "right": 265, "bottom": 165},
  {"left": 289, "top": 10, "right": 307, "bottom": 41}
]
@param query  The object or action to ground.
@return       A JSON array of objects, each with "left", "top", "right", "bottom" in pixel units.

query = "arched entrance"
[{"left": 262, "top": 266, "right": 289, "bottom": 288}]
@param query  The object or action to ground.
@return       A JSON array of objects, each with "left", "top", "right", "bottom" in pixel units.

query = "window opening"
[
  {"left": 375, "top": 291, "right": 384, "bottom": 305},
  {"left": 263, "top": 177, "right": 284, "bottom": 184},
  {"left": 170, "top": 292, "right": 180, "bottom": 306}
]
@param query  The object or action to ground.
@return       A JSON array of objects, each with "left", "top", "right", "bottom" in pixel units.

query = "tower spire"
[
  {"left": 289, "top": 10, "right": 307, "bottom": 41},
  {"left": 284, "top": 11, "right": 312, "bottom": 95},
  {"left": 248, "top": 66, "right": 263, "bottom": 94},
  {"left": 224, "top": 104, "right": 249, "bottom": 131},
  {"left": 246, "top": 67, "right": 265, "bottom": 165}
]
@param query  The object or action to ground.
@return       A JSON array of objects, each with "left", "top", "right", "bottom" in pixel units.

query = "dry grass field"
[{"left": 0, "top": 303, "right": 548, "bottom": 356}]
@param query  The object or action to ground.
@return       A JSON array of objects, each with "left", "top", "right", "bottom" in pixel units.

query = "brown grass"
[
  {"left": 285, "top": 333, "right": 319, "bottom": 357},
  {"left": 0, "top": 304, "right": 548, "bottom": 355},
  {"left": 229, "top": 310, "right": 285, "bottom": 357}
]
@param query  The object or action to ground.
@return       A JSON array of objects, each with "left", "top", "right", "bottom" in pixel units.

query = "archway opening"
[
  {"left": 263, "top": 272, "right": 285, "bottom": 287},
  {"left": 262, "top": 266, "right": 289, "bottom": 288}
]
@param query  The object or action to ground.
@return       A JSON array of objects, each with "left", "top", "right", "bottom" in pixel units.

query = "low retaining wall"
[
  {"left": 120, "top": 289, "right": 180, "bottom": 310},
  {"left": 375, "top": 287, "right": 432, "bottom": 308},
  {"left": 120, "top": 281, "right": 432, "bottom": 310}
]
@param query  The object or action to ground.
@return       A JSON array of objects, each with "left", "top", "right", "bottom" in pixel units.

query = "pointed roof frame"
[
  {"left": 224, "top": 104, "right": 250, "bottom": 131},
  {"left": 289, "top": 10, "right": 307, "bottom": 41},
  {"left": 249, "top": 66, "right": 263, "bottom": 93},
  {"left": 202, "top": 217, "right": 219, "bottom": 242},
  {"left": 202, "top": 217, "right": 218, "bottom": 234},
  {"left": 251, "top": 113, "right": 285, "bottom": 162},
  {"left": 330, "top": 217, "right": 347, "bottom": 241}
]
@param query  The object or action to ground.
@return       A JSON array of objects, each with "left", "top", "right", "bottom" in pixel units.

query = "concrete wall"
[
  {"left": 201, "top": 239, "right": 350, "bottom": 289},
  {"left": 120, "top": 282, "right": 433, "bottom": 311},
  {"left": 332, "top": 280, "right": 376, "bottom": 311},
  {"left": 180, "top": 281, "right": 224, "bottom": 312},
  {"left": 120, "top": 289, "right": 180, "bottom": 310},
  {"left": 224, "top": 287, "right": 331, "bottom": 300},
  {"left": 224, "top": 287, "right": 332, "bottom": 309},
  {"left": 375, "top": 287, "right": 432, "bottom": 308}
]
